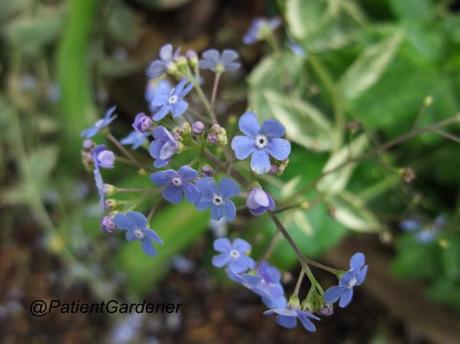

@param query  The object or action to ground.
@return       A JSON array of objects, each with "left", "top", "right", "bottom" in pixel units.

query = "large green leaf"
[
  {"left": 115, "top": 203, "right": 209, "bottom": 296},
  {"left": 285, "top": 0, "right": 361, "bottom": 52},
  {"left": 262, "top": 90, "right": 334, "bottom": 151},
  {"left": 339, "top": 31, "right": 403, "bottom": 100},
  {"left": 317, "top": 134, "right": 368, "bottom": 194}
]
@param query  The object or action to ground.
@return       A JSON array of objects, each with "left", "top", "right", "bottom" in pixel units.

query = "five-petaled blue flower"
[
  {"left": 151, "top": 80, "right": 193, "bottom": 121},
  {"left": 231, "top": 112, "right": 291, "bottom": 174},
  {"left": 121, "top": 131, "right": 149, "bottom": 150},
  {"left": 149, "top": 126, "right": 179, "bottom": 168},
  {"left": 114, "top": 211, "right": 163, "bottom": 256},
  {"left": 243, "top": 17, "right": 281, "bottom": 45},
  {"left": 199, "top": 49, "right": 241, "bottom": 73},
  {"left": 151, "top": 165, "right": 200, "bottom": 204},
  {"left": 81, "top": 106, "right": 117, "bottom": 138},
  {"left": 146, "top": 44, "right": 180, "bottom": 79},
  {"left": 91, "top": 144, "right": 115, "bottom": 169},
  {"left": 195, "top": 177, "right": 240, "bottom": 221},
  {"left": 323, "top": 252, "right": 368, "bottom": 308},
  {"left": 264, "top": 306, "right": 320, "bottom": 332},
  {"left": 246, "top": 187, "right": 275, "bottom": 216},
  {"left": 212, "top": 238, "right": 255, "bottom": 274}
]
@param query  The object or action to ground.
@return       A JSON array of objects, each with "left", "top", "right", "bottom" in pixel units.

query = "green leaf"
[
  {"left": 115, "top": 203, "right": 209, "bottom": 296},
  {"left": 317, "top": 134, "right": 368, "bottom": 194},
  {"left": 4, "top": 7, "right": 64, "bottom": 54},
  {"left": 285, "top": 0, "right": 361, "bottom": 52},
  {"left": 262, "top": 90, "right": 334, "bottom": 151},
  {"left": 328, "top": 191, "right": 382, "bottom": 232},
  {"left": 339, "top": 32, "right": 403, "bottom": 100}
]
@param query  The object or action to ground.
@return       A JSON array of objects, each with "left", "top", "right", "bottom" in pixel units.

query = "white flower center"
[
  {"left": 171, "top": 176, "right": 182, "bottom": 186},
  {"left": 230, "top": 249, "right": 240, "bottom": 259},
  {"left": 255, "top": 135, "right": 268, "bottom": 149},
  {"left": 347, "top": 276, "right": 358, "bottom": 288},
  {"left": 168, "top": 95, "right": 179, "bottom": 104},
  {"left": 133, "top": 229, "right": 144, "bottom": 239},
  {"left": 212, "top": 194, "right": 223, "bottom": 206}
]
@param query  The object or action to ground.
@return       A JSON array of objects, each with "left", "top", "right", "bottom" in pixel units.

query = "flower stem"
[
  {"left": 210, "top": 72, "right": 222, "bottom": 111},
  {"left": 107, "top": 132, "right": 144, "bottom": 170},
  {"left": 293, "top": 269, "right": 305, "bottom": 297}
]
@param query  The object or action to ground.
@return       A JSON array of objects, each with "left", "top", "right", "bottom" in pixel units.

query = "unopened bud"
[
  {"left": 83, "top": 139, "right": 95, "bottom": 151},
  {"left": 101, "top": 215, "right": 116, "bottom": 233},
  {"left": 104, "top": 199, "right": 118, "bottom": 210},
  {"left": 192, "top": 121, "right": 205, "bottom": 135},
  {"left": 318, "top": 303, "right": 334, "bottom": 316},
  {"left": 201, "top": 165, "right": 214, "bottom": 177}
]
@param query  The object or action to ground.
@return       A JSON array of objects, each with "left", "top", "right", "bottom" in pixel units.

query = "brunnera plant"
[{"left": 80, "top": 18, "right": 459, "bottom": 332}]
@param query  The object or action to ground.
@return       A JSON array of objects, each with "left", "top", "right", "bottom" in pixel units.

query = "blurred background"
[{"left": 1, "top": 0, "right": 460, "bottom": 343}]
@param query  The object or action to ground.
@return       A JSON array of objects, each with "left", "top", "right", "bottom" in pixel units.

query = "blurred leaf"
[
  {"left": 4, "top": 7, "right": 64, "bottom": 54},
  {"left": 0, "top": 0, "right": 31, "bottom": 25},
  {"left": 389, "top": 0, "right": 433, "bottom": 22},
  {"left": 263, "top": 90, "right": 334, "bottom": 151},
  {"left": 248, "top": 54, "right": 306, "bottom": 122},
  {"left": 115, "top": 203, "right": 209, "bottom": 296},
  {"left": 427, "top": 279, "right": 460, "bottom": 311},
  {"left": 329, "top": 191, "right": 382, "bottom": 232},
  {"left": 317, "top": 134, "right": 368, "bottom": 194},
  {"left": 285, "top": 0, "right": 361, "bottom": 52},
  {"left": 132, "top": 0, "right": 191, "bottom": 10},
  {"left": 392, "top": 235, "right": 442, "bottom": 279},
  {"left": 107, "top": 3, "right": 140, "bottom": 45},
  {"left": 340, "top": 32, "right": 403, "bottom": 100}
]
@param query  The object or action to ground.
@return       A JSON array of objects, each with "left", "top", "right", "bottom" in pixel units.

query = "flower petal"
[
  {"left": 178, "top": 165, "right": 198, "bottom": 180},
  {"left": 162, "top": 185, "right": 183, "bottom": 204},
  {"left": 147, "top": 61, "right": 166, "bottom": 79},
  {"left": 172, "top": 100, "right": 188, "bottom": 118},
  {"left": 145, "top": 229, "right": 163, "bottom": 244},
  {"left": 127, "top": 211, "right": 147, "bottom": 228},
  {"left": 349, "top": 252, "right": 365, "bottom": 271},
  {"left": 261, "top": 119, "right": 285, "bottom": 137},
  {"left": 339, "top": 288, "right": 354, "bottom": 308},
  {"left": 152, "top": 105, "right": 171, "bottom": 121},
  {"left": 356, "top": 265, "right": 368, "bottom": 285},
  {"left": 223, "top": 200, "right": 236, "bottom": 221},
  {"left": 159, "top": 44, "right": 173, "bottom": 61},
  {"left": 183, "top": 183, "right": 200, "bottom": 203},
  {"left": 213, "top": 238, "right": 231, "bottom": 252},
  {"left": 211, "top": 204, "right": 224, "bottom": 220},
  {"left": 250, "top": 150, "right": 271, "bottom": 174},
  {"left": 231, "top": 135, "right": 254, "bottom": 160},
  {"left": 114, "top": 213, "right": 132, "bottom": 230},
  {"left": 219, "top": 178, "right": 240, "bottom": 197},
  {"left": 238, "top": 112, "right": 260, "bottom": 137},
  {"left": 323, "top": 285, "right": 344, "bottom": 304},
  {"left": 150, "top": 170, "right": 176, "bottom": 185},
  {"left": 141, "top": 239, "right": 157, "bottom": 256},
  {"left": 275, "top": 315, "right": 297, "bottom": 329},
  {"left": 298, "top": 313, "right": 317, "bottom": 332},
  {"left": 267, "top": 138, "right": 291, "bottom": 160},
  {"left": 212, "top": 253, "right": 231, "bottom": 268},
  {"left": 232, "top": 238, "right": 251, "bottom": 253}
]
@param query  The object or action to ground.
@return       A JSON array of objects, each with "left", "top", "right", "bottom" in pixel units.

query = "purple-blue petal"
[
  {"left": 349, "top": 252, "right": 365, "bottom": 271},
  {"left": 150, "top": 169, "right": 176, "bottom": 185},
  {"left": 213, "top": 238, "right": 231, "bottom": 252},
  {"left": 261, "top": 119, "right": 285, "bottom": 137},
  {"left": 162, "top": 185, "right": 183, "bottom": 204},
  {"left": 212, "top": 253, "right": 231, "bottom": 267},
  {"left": 250, "top": 149, "right": 271, "bottom": 174},
  {"left": 238, "top": 112, "right": 260, "bottom": 137},
  {"left": 267, "top": 138, "right": 291, "bottom": 160},
  {"left": 231, "top": 135, "right": 254, "bottom": 160}
]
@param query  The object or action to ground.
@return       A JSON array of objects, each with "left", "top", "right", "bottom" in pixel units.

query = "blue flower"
[
  {"left": 151, "top": 80, "right": 193, "bottom": 121},
  {"left": 149, "top": 126, "right": 179, "bottom": 168},
  {"left": 81, "top": 106, "right": 117, "bottom": 138},
  {"left": 231, "top": 112, "right": 291, "bottom": 174},
  {"left": 133, "top": 113, "right": 153, "bottom": 133},
  {"left": 246, "top": 187, "right": 275, "bottom": 215},
  {"left": 243, "top": 17, "right": 281, "bottom": 45},
  {"left": 199, "top": 49, "right": 240, "bottom": 73},
  {"left": 400, "top": 218, "right": 421, "bottom": 232},
  {"left": 264, "top": 306, "right": 320, "bottom": 332},
  {"left": 212, "top": 238, "right": 255, "bottom": 274},
  {"left": 146, "top": 44, "right": 180, "bottom": 79},
  {"left": 195, "top": 177, "right": 240, "bottom": 221},
  {"left": 150, "top": 166, "right": 200, "bottom": 204},
  {"left": 91, "top": 144, "right": 115, "bottom": 169},
  {"left": 146, "top": 79, "right": 172, "bottom": 110},
  {"left": 114, "top": 211, "right": 163, "bottom": 256},
  {"left": 229, "top": 260, "right": 286, "bottom": 308},
  {"left": 323, "top": 252, "right": 368, "bottom": 308},
  {"left": 121, "top": 131, "right": 149, "bottom": 150}
]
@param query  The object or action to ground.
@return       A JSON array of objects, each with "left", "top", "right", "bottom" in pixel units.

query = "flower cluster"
[{"left": 80, "top": 33, "right": 368, "bottom": 334}]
